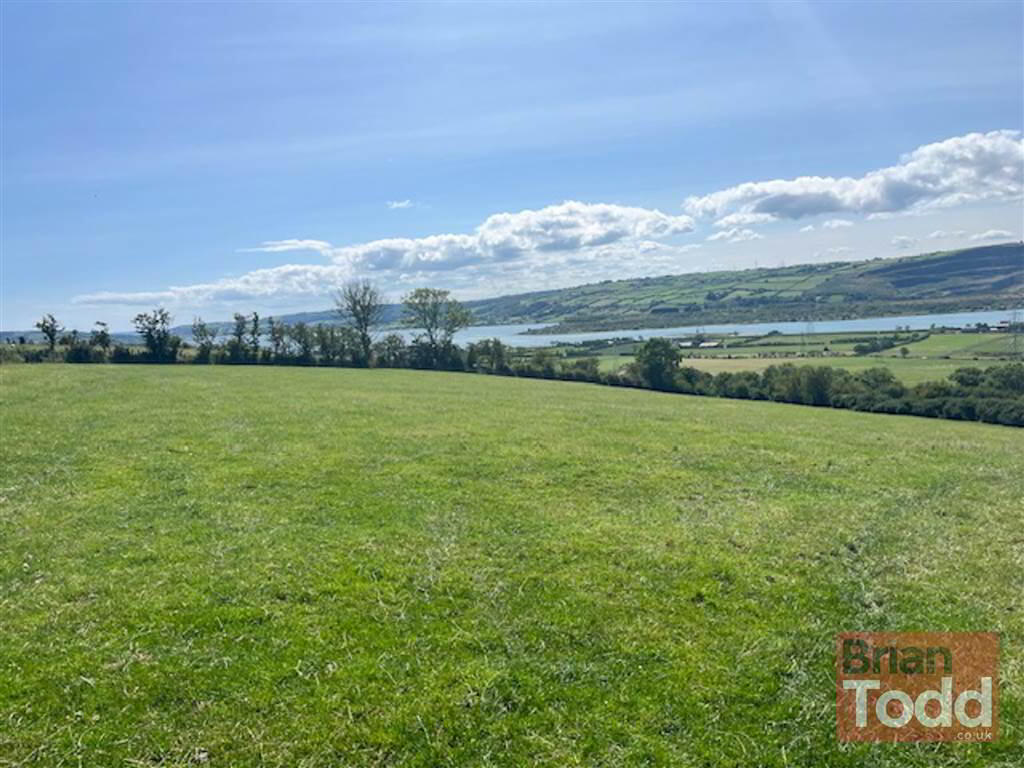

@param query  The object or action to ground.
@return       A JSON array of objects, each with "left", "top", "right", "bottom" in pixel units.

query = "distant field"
[
  {"left": 886, "top": 333, "right": 1020, "bottom": 358},
  {"left": 588, "top": 330, "right": 1021, "bottom": 383},
  {"left": 1, "top": 366, "right": 1022, "bottom": 766}
]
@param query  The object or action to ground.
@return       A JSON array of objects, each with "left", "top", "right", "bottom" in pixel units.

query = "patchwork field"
[{"left": 1, "top": 366, "right": 1022, "bottom": 766}]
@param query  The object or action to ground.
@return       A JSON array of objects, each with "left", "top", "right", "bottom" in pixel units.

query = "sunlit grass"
[{"left": 1, "top": 365, "right": 1021, "bottom": 766}]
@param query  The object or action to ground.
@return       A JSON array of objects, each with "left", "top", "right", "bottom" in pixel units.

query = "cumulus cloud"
[
  {"left": 712, "top": 212, "right": 776, "bottom": 229},
  {"left": 970, "top": 229, "right": 1015, "bottom": 242},
  {"left": 706, "top": 227, "right": 763, "bottom": 243},
  {"left": 74, "top": 131, "right": 1023, "bottom": 311},
  {"left": 683, "top": 130, "right": 1023, "bottom": 221},
  {"left": 74, "top": 263, "right": 353, "bottom": 306},
  {"left": 926, "top": 229, "right": 967, "bottom": 239},
  {"left": 239, "top": 239, "right": 334, "bottom": 255},
  {"left": 74, "top": 201, "right": 696, "bottom": 305},
  {"left": 891, "top": 236, "right": 918, "bottom": 249},
  {"left": 822, "top": 218, "right": 853, "bottom": 229},
  {"left": 334, "top": 201, "right": 695, "bottom": 272}
]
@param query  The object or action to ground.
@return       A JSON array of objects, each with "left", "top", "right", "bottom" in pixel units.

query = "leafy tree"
[
  {"left": 226, "top": 313, "right": 248, "bottom": 363},
  {"left": 90, "top": 321, "right": 112, "bottom": 352},
  {"left": 35, "top": 314, "right": 62, "bottom": 353},
  {"left": 247, "top": 312, "right": 261, "bottom": 362},
  {"left": 401, "top": 288, "right": 472, "bottom": 368},
  {"left": 191, "top": 317, "right": 219, "bottom": 364},
  {"left": 559, "top": 356, "right": 600, "bottom": 380},
  {"left": 267, "top": 317, "right": 288, "bottom": 360},
  {"left": 373, "top": 334, "right": 408, "bottom": 367},
  {"left": 132, "top": 308, "right": 180, "bottom": 363},
  {"left": 469, "top": 338, "right": 509, "bottom": 373},
  {"left": 314, "top": 323, "right": 343, "bottom": 365},
  {"left": 287, "top": 322, "right": 315, "bottom": 364},
  {"left": 336, "top": 280, "right": 385, "bottom": 367},
  {"left": 950, "top": 367, "right": 984, "bottom": 388},
  {"left": 636, "top": 337, "right": 680, "bottom": 390}
]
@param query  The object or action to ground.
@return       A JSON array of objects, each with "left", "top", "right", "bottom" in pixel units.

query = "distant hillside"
[
  {"left": 471, "top": 242, "right": 1024, "bottom": 332},
  {"left": 184, "top": 242, "right": 1023, "bottom": 335},
  {"left": 466, "top": 241, "right": 1024, "bottom": 331},
  {"left": 4, "top": 243, "right": 1021, "bottom": 341}
]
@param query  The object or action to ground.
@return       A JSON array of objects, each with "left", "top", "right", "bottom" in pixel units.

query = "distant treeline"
[{"left": 7, "top": 288, "right": 1023, "bottom": 427}]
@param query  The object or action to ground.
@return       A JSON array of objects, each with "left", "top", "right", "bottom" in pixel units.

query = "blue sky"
[{"left": 2, "top": 1, "right": 1022, "bottom": 330}]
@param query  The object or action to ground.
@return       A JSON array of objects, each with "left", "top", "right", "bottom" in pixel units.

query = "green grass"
[
  {"left": 886, "top": 333, "right": 1021, "bottom": 359},
  {"left": 1, "top": 365, "right": 1022, "bottom": 767}
]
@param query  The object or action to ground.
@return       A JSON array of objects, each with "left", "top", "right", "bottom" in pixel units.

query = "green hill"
[
  {"left": 470, "top": 242, "right": 1024, "bottom": 331},
  {"left": 1, "top": 365, "right": 1021, "bottom": 766},
  {"left": 193, "top": 242, "right": 1024, "bottom": 336},
  {"left": 3, "top": 243, "right": 1020, "bottom": 342}
]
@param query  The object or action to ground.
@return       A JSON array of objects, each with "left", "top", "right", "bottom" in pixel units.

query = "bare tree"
[{"left": 336, "top": 280, "right": 386, "bottom": 366}]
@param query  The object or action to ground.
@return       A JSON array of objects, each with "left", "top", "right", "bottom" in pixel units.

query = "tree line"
[{"left": 8, "top": 284, "right": 1023, "bottom": 427}]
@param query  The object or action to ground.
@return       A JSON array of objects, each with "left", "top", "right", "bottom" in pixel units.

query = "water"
[{"left": 438, "top": 308, "right": 1024, "bottom": 348}]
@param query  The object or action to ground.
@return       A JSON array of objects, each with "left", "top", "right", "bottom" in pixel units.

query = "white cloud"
[
  {"left": 335, "top": 200, "right": 695, "bottom": 272},
  {"left": 73, "top": 201, "right": 697, "bottom": 306},
  {"left": 712, "top": 212, "right": 776, "bottom": 229},
  {"left": 73, "top": 131, "right": 1022, "bottom": 312},
  {"left": 706, "top": 227, "right": 763, "bottom": 243},
  {"left": 891, "top": 236, "right": 918, "bottom": 249},
  {"left": 239, "top": 239, "right": 334, "bottom": 255},
  {"left": 926, "top": 229, "right": 967, "bottom": 239},
  {"left": 74, "top": 263, "right": 353, "bottom": 306},
  {"left": 970, "top": 229, "right": 1015, "bottom": 242},
  {"left": 822, "top": 218, "right": 853, "bottom": 229},
  {"left": 683, "top": 130, "right": 1023, "bottom": 221}
]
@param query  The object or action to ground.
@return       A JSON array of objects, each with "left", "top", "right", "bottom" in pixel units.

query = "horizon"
[
  {"left": 3, "top": 1, "right": 1023, "bottom": 330},
  {"left": 4, "top": 240, "right": 1021, "bottom": 334}
]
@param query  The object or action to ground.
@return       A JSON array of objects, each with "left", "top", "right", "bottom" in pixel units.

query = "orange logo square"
[{"left": 836, "top": 632, "right": 999, "bottom": 742}]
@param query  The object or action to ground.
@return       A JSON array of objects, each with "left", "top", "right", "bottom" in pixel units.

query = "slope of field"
[{"left": 1, "top": 366, "right": 1022, "bottom": 767}]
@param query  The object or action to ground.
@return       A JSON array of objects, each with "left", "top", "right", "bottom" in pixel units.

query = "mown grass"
[{"left": 1, "top": 365, "right": 1022, "bottom": 767}]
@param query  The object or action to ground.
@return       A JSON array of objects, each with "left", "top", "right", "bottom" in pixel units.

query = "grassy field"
[
  {"left": 1, "top": 365, "right": 1022, "bottom": 767},
  {"left": 885, "top": 333, "right": 1020, "bottom": 359}
]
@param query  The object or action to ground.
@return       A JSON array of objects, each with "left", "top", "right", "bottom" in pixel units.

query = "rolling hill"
[
  {"left": 3, "top": 243, "right": 1021, "bottom": 342},
  {"left": 469, "top": 242, "right": 1024, "bottom": 331},
  {"left": 207, "top": 242, "right": 1024, "bottom": 335}
]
